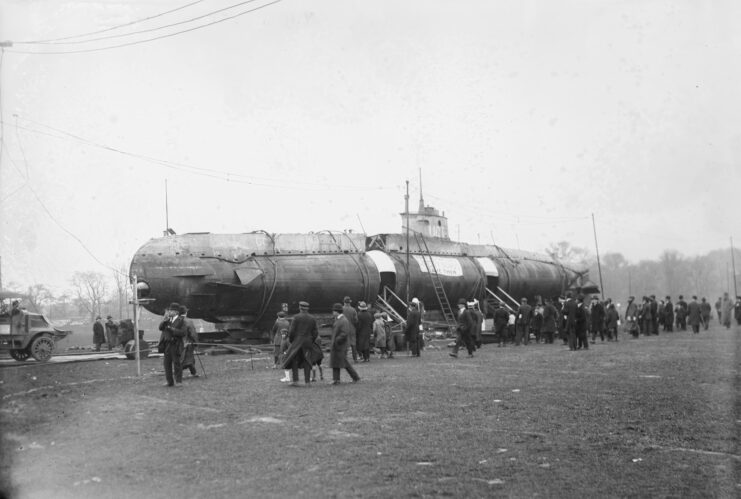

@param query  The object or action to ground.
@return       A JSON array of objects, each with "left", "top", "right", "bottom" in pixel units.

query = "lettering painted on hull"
[{"left": 412, "top": 255, "right": 463, "bottom": 277}]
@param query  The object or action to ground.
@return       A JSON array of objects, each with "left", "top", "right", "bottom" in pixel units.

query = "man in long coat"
[
  {"left": 541, "top": 298, "right": 558, "bottom": 344},
  {"left": 649, "top": 295, "right": 659, "bottom": 335},
  {"left": 92, "top": 316, "right": 105, "bottom": 352},
  {"left": 329, "top": 303, "right": 360, "bottom": 384},
  {"left": 449, "top": 299, "right": 475, "bottom": 358},
  {"left": 342, "top": 296, "right": 359, "bottom": 362},
  {"left": 625, "top": 296, "right": 639, "bottom": 338},
  {"left": 493, "top": 303, "right": 510, "bottom": 347},
  {"left": 720, "top": 292, "right": 733, "bottom": 328},
  {"left": 687, "top": 296, "right": 702, "bottom": 334},
  {"left": 404, "top": 299, "right": 422, "bottom": 357},
  {"left": 281, "top": 301, "right": 319, "bottom": 386},
  {"left": 590, "top": 297, "right": 606, "bottom": 342},
  {"left": 562, "top": 292, "right": 578, "bottom": 350},
  {"left": 700, "top": 298, "right": 712, "bottom": 330},
  {"left": 575, "top": 295, "right": 589, "bottom": 350},
  {"left": 676, "top": 295, "right": 688, "bottom": 331},
  {"left": 664, "top": 297, "right": 674, "bottom": 332},
  {"left": 356, "top": 301, "right": 373, "bottom": 362},
  {"left": 515, "top": 298, "right": 532, "bottom": 346},
  {"left": 158, "top": 303, "right": 186, "bottom": 387},
  {"left": 179, "top": 305, "right": 199, "bottom": 377}
]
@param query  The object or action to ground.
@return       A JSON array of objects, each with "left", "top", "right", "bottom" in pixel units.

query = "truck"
[{"left": 0, "top": 291, "right": 72, "bottom": 362}]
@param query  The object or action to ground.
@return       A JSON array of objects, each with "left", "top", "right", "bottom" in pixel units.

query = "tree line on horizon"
[{"left": 547, "top": 241, "right": 741, "bottom": 306}]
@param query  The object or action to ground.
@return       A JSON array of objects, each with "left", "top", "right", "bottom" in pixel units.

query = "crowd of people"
[
  {"left": 91, "top": 290, "right": 740, "bottom": 388},
  {"left": 269, "top": 291, "right": 741, "bottom": 382},
  {"left": 492, "top": 291, "right": 741, "bottom": 349}
]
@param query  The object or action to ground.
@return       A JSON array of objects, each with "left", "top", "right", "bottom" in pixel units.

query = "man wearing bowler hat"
[
  {"left": 281, "top": 301, "right": 319, "bottom": 386},
  {"left": 158, "top": 303, "right": 186, "bottom": 387}
]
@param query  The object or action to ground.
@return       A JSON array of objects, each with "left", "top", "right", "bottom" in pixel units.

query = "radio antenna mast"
[{"left": 164, "top": 179, "right": 170, "bottom": 237}]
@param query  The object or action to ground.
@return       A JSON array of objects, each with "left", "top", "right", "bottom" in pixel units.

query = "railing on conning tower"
[{"left": 414, "top": 233, "right": 457, "bottom": 333}]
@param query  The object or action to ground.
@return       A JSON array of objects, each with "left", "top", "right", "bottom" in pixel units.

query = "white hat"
[{"left": 411, "top": 297, "right": 420, "bottom": 305}]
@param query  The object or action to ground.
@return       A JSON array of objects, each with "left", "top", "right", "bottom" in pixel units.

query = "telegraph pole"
[
  {"left": 131, "top": 275, "right": 141, "bottom": 377},
  {"left": 405, "top": 180, "right": 410, "bottom": 304},
  {"left": 731, "top": 237, "right": 738, "bottom": 298},
  {"left": 592, "top": 213, "right": 605, "bottom": 299}
]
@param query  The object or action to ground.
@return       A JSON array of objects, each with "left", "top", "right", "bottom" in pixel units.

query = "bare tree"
[
  {"left": 26, "top": 284, "right": 54, "bottom": 314},
  {"left": 546, "top": 241, "right": 592, "bottom": 268},
  {"left": 659, "top": 250, "right": 686, "bottom": 297},
  {"left": 111, "top": 266, "right": 130, "bottom": 319},
  {"left": 71, "top": 271, "right": 108, "bottom": 322}
]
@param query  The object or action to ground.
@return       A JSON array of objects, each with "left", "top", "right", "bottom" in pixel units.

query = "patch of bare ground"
[{"left": 1, "top": 325, "right": 739, "bottom": 498}]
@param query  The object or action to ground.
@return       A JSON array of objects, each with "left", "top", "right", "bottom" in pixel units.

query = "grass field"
[{"left": 1, "top": 324, "right": 739, "bottom": 498}]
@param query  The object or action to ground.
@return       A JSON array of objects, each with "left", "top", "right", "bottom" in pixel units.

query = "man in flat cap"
[
  {"left": 450, "top": 298, "right": 475, "bottom": 358},
  {"left": 158, "top": 303, "right": 186, "bottom": 387},
  {"left": 281, "top": 301, "right": 319, "bottom": 386},
  {"left": 329, "top": 303, "right": 360, "bottom": 384},
  {"left": 342, "top": 296, "right": 359, "bottom": 362}
]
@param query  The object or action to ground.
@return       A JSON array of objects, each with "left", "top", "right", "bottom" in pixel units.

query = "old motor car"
[{"left": 0, "top": 291, "right": 71, "bottom": 362}]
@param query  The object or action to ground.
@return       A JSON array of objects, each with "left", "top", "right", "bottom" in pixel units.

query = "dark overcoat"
[
  {"left": 493, "top": 308, "right": 509, "bottom": 332},
  {"left": 93, "top": 321, "right": 105, "bottom": 344},
  {"left": 343, "top": 304, "right": 358, "bottom": 347},
  {"left": 541, "top": 304, "right": 558, "bottom": 333},
  {"left": 404, "top": 307, "right": 421, "bottom": 339},
  {"left": 562, "top": 299, "right": 578, "bottom": 330},
  {"left": 590, "top": 302, "right": 605, "bottom": 331},
  {"left": 664, "top": 301, "right": 674, "bottom": 324},
  {"left": 281, "top": 311, "right": 319, "bottom": 369},
  {"left": 605, "top": 306, "right": 619, "bottom": 329},
  {"left": 356, "top": 310, "right": 373, "bottom": 352},
  {"left": 181, "top": 318, "right": 198, "bottom": 368},
  {"left": 687, "top": 301, "right": 702, "bottom": 326},
  {"left": 329, "top": 315, "right": 351, "bottom": 368}
]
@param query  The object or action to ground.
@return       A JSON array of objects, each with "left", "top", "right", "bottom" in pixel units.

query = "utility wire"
[
  {"left": 17, "top": 0, "right": 207, "bottom": 44},
  {"left": 20, "top": 0, "right": 262, "bottom": 46},
  {"left": 6, "top": 116, "right": 393, "bottom": 191},
  {"left": 2, "top": 138, "right": 126, "bottom": 277},
  {"left": 8, "top": 0, "right": 282, "bottom": 55}
]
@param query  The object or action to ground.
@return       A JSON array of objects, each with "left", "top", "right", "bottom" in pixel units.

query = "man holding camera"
[{"left": 158, "top": 302, "right": 186, "bottom": 387}]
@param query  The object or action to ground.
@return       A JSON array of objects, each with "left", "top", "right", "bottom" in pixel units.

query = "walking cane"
[{"left": 195, "top": 346, "right": 207, "bottom": 379}]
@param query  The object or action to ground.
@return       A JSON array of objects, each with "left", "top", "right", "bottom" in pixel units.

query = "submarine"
[{"left": 129, "top": 195, "right": 597, "bottom": 340}]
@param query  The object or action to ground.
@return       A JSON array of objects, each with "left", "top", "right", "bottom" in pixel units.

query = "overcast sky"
[{"left": 1, "top": 0, "right": 739, "bottom": 294}]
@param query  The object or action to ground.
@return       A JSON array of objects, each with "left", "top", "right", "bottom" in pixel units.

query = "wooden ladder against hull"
[{"left": 414, "top": 233, "right": 458, "bottom": 333}]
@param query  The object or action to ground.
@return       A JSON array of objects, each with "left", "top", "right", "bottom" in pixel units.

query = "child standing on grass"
[{"left": 373, "top": 312, "right": 388, "bottom": 358}]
